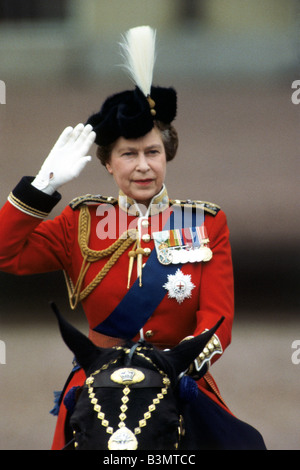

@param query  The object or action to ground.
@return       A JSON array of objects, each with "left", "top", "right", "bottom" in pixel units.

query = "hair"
[{"left": 96, "top": 121, "right": 178, "bottom": 167}]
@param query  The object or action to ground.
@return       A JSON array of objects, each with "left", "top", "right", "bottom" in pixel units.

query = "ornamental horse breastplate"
[{"left": 78, "top": 343, "right": 178, "bottom": 450}]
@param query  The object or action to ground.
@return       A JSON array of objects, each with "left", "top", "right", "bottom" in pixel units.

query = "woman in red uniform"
[{"left": 0, "top": 26, "right": 265, "bottom": 450}]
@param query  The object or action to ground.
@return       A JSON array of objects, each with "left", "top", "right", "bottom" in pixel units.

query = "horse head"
[{"left": 51, "top": 303, "right": 223, "bottom": 450}]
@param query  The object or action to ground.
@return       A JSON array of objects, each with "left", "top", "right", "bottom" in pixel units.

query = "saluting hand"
[{"left": 32, "top": 123, "right": 96, "bottom": 195}]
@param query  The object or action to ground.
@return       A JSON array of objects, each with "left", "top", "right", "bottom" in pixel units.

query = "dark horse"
[{"left": 52, "top": 304, "right": 266, "bottom": 450}]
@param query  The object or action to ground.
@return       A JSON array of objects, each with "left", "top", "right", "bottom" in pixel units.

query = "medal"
[
  {"left": 200, "top": 245, "right": 213, "bottom": 262},
  {"left": 170, "top": 248, "right": 181, "bottom": 264},
  {"left": 196, "top": 226, "right": 213, "bottom": 262},
  {"left": 193, "top": 247, "right": 205, "bottom": 262},
  {"left": 153, "top": 225, "right": 213, "bottom": 265},
  {"left": 157, "top": 242, "right": 173, "bottom": 265},
  {"left": 163, "top": 268, "right": 195, "bottom": 304},
  {"left": 153, "top": 231, "right": 173, "bottom": 265}
]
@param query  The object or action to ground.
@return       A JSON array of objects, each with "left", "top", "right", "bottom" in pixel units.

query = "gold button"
[
  {"left": 142, "top": 234, "right": 151, "bottom": 242},
  {"left": 143, "top": 248, "right": 151, "bottom": 256},
  {"left": 141, "top": 219, "right": 149, "bottom": 228},
  {"left": 145, "top": 330, "right": 154, "bottom": 338}
]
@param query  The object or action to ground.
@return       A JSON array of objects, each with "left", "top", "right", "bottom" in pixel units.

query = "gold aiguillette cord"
[
  {"left": 127, "top": 239, "right": 145, "bottom": 289},
  {"left": 127, "top": 241, "right": 137, "bottom": 289},
  {"left": 64, "top": 205, "right": 137, "bottom": 309}
]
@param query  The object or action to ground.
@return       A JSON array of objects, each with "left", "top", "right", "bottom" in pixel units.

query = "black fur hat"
[
  {"left": 86, "top": 26, "right": 177, "bottom": 146},
  {"left": 86, "top": 85, "right": 177, "bottom": 146}
]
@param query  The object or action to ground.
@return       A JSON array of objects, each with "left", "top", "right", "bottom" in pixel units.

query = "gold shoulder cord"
[{"left": 64, "top": 205, "right": 136, "bottom": 309}]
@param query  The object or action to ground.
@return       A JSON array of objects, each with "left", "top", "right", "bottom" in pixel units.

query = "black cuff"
[{"left": 8, "top": 176, "right": 62, "bottom": 218}]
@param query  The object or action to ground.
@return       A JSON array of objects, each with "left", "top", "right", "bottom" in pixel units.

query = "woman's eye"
[
  {"left": 148, "top": 148, "right": 162, "bottom": 156},
  {"left": 122, "top": 152, "right": 135, "bottom": 157}
]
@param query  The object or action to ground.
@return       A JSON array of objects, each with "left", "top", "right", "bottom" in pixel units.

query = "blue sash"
[{"left": 93, "top": 205, "right": 204, "bottom": 339}]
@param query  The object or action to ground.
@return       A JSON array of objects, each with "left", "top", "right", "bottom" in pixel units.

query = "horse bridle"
[{"left": 69, "top": 342, "right": 185, "bottom": 450}]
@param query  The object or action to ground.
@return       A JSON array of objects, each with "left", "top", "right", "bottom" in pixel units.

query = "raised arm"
[{"left": 0, "top": 124, "right": 95, "bottom": 275}]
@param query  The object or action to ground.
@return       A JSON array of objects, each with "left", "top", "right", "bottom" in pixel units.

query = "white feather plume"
[{"left": 119, "top": 25, "right": 156, "bottom": 97}]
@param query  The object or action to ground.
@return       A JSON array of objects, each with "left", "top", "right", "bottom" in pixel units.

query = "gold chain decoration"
[
  {"left": 64, "top": 205, "right": 137, "bottom": 309},
  {"left": 74, "top": 347, "right": 171, "bottom": 450}
]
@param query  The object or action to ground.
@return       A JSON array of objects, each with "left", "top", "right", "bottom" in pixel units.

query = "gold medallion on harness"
[
  {"left": 108, "top": 427, "right": 138, "bottom": 450},
  {"left": 110, "top": 367, "right": 145, "bottom": 385}
]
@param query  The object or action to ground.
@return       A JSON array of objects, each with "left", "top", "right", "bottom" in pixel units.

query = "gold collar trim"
[{"left": 118, "top": 185, "right": 169, "bottom": 217}]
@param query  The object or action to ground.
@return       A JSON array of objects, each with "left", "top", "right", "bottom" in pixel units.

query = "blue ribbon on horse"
[{"left": 93, "top": 205, "right": 204, "bottom": 339}]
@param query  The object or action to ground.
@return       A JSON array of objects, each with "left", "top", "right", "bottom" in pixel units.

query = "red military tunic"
[{"left": 0, "top": 177, "right": 234, "bottom": 449}]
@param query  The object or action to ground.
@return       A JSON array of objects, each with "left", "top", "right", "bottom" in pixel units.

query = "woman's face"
[{"left": 106, "top": 127, "right": 167, "bottom": 207}]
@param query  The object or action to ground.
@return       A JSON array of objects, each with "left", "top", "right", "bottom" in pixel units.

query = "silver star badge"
[{"left": 163, "top": 269, "right": 195, "bottom": 304}]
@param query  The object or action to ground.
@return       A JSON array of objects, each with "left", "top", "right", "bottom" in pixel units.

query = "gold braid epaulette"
[
  {"left": 64, "top": 205, "right": 136, "bottom": 309},
  {"left": 169, "top": 199, "right": 220, "bottom": 216},
  {"left": 69, "top": 194, "right": 118, "bottom": 210}
]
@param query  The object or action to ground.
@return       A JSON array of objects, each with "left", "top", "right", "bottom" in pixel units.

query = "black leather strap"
[{"left": 85, "top": 367, "right": 165, "bottom": 389}]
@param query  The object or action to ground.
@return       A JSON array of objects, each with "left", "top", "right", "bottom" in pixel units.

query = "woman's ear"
[{"left": 106, "top": 162, "right": 113, "bottom": 174}]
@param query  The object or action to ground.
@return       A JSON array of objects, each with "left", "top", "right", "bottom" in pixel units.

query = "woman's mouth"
[{"left": 133, "top": 179, "right": 154, "bottom": 186}]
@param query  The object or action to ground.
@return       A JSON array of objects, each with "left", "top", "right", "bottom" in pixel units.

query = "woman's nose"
[{"left": 136, "top": 153, "right": 150, "bottom": 171}]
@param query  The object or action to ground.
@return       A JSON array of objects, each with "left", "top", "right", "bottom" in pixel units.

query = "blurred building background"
[{"left": 0, "top": 0, "right": 299, "bottom": 450}]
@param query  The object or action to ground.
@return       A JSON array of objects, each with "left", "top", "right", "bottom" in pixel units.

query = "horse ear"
[
  {"left": 50, "top": 302, "right": 101, "bottom": 372},
  {"left": 163, "top": 317, "right": 225, "bottom": 376}
]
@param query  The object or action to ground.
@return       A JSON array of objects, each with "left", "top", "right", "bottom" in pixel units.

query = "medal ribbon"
[
  {"left": 190, "top": 227, "right": 200, "bottom": 248},
  {"left": 196, "top": 225, "right": 208, "bottom": 242}
]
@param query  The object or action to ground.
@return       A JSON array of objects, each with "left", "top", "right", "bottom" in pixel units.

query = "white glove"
[{"left": 32, "top": 123, "right": 96, "bottom": 195}]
